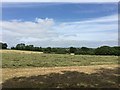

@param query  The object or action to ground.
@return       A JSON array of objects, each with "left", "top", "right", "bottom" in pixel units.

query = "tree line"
[
  {"left": 0, "top": 42, "right": 8, "bottom": 49},
  {"left": 0, "top": 42, "right": 120, "bottom": 56}
]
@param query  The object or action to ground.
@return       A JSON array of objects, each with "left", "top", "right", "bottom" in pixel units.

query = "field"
[
  {"left": 1, "top": 50, "right": 119, "bottom": 68},
  {"left": 1, "top": 50, "right": 120, "bottom": 88}
]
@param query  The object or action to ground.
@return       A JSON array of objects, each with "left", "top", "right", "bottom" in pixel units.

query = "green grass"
[{"left": 1, "top": 50, "right": 119, "bottom": 68}]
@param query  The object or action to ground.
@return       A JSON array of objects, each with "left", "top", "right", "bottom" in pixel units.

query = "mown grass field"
[
  {"left": 1, "top": 50, "right": 119, "bottom": 68},
  {"left": 1, "top": 50, "right": 120, "bottom": 88}
]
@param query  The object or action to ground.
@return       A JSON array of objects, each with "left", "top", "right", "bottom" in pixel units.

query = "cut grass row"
[{"left": 1, "top": 50, "right": 119, "bottom": 68}]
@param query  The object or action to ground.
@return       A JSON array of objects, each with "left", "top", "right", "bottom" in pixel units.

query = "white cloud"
[
  {"left": 54, "top": 14, "right": 118, "bottom": 41},
  {"left": 1, "top": 14, "right": 118, "bottom": 47},
  {"left": 64, "top": 14, "right": 118, "bottom": 24},
  {"left": 20, "top": 37, "right": 41, "bottom": 42},
  {"left": 1, "top": 18, "right": 57, "bottom": 39},
  {"left": 35, "top": 18, "right": 54, "bottom": 26}
]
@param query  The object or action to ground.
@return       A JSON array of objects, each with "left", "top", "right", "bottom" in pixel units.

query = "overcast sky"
[{"left": 1, "top": 2, "right": 118, "bottom": 48}]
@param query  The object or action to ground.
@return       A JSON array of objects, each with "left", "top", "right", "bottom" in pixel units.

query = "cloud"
[
  {"left": 54, "top": 14, "right": 118, "bottom": 41},
  {"left": 35, "top": 18, "right": 54, "bottom": 26},
  {"left": 1, "top": 14, "right": 118, "bottom": 47},
  {"left": 1, "top": 18, "right": 57, "bottom": 39},
  {"left": 20, "top": 37, "right": 41, "bottom": 42}
]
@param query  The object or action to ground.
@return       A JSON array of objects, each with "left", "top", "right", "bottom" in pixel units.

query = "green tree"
[
  {"left": 95, "top": 46, "right": 117, "bottom": 55},
  {"left": 29, "top": 45, "right": 34, "bottom": 51},
  {"left": 0, "top": 42, "right": 8, "bottom": 49},
  {"left": 81, "top": 47, "right": 89, "bottom": 51},
  {"left": 16, "top": 43, "right": 25, "bottom": 50},
  {"left": 113, "top": 46, "right": 120, "bottom": 56},
  {"left": 25, "top": 45, "right": 34, "bottom": 51},
  {"left": 11, "top": 47, "right": 15, "bottom": 49},
  {"left": 56, "top": 48, "right": 67, "bottom": 54},
  {"left": 39, "top": 47, "right": 42, "bottom": 52},
  {"left": 69, "top": 47, "right": 76, "bottom": 53},
  {"left": 43, "top": 47, "right": 51, "bottom": 53}
]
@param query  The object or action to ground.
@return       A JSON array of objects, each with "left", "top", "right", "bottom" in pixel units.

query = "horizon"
[
  {"left": 1, "top": 42, "right": 119, "bottom": 49},
  {"left": 1, "top": 2, "right": 118, "bottom": 48}
]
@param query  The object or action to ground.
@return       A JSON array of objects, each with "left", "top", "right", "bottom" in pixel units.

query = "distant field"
[
  {"left": 1, "top": 50, "right": 119, "bottom": 68},
  {"left": 1, "top": 50, "right": 120, "bottom": 88}
]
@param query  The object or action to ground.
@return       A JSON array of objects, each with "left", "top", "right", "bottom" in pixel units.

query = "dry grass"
[
  {"left": 2, "top": 65, "right": 119, "bottom": 88},
  {"left": 0, "top": 50, "right": 43, "bottom": 54},
  {"left": 1, "top": 50, "right": 119, "bottom": 88},
  {"left": 2, "top": 65, "right": 118, "bottom": 83}
]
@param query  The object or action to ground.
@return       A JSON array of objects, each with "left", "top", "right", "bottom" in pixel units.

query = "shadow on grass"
[{"left": 2, "top": 67, "right": 120, "bottom": 88}]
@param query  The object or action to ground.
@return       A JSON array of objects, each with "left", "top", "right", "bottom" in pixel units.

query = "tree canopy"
[
  {"left": 0, "top": 42, "right": 8, "bottom": 49},
  {"left": 0, "top": 42, "right": 119, "bottom": 56}
]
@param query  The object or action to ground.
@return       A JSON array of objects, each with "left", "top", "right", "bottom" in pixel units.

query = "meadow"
[
  {"left": 1, "top": 50, "right": 120, "bottom": 88},
  {"left": 1, "top": 50, "right": 118, "bottom": 68}
]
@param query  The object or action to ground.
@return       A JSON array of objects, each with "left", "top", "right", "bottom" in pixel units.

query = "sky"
[
  {"left": 1, "top": 0, "right": 119, "bottom": 2},
  {"left": 1, "top": 2, "right": 118, "bottom": 48}
]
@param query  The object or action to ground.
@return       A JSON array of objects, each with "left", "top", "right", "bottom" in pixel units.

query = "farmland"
[
  {"left": 1, "top": 50, "right": 118, "bottom": 68},
  {"left": 1, "top": 50, "right": 120, "bottom": 88}
]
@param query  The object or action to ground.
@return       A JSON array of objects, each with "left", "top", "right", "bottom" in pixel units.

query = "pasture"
[
  {"left": 1, "top": 50, "right": 118, "bottom": 68},
  {"left": 1, "top": 50, "right": 120, "bottom": 88}
]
